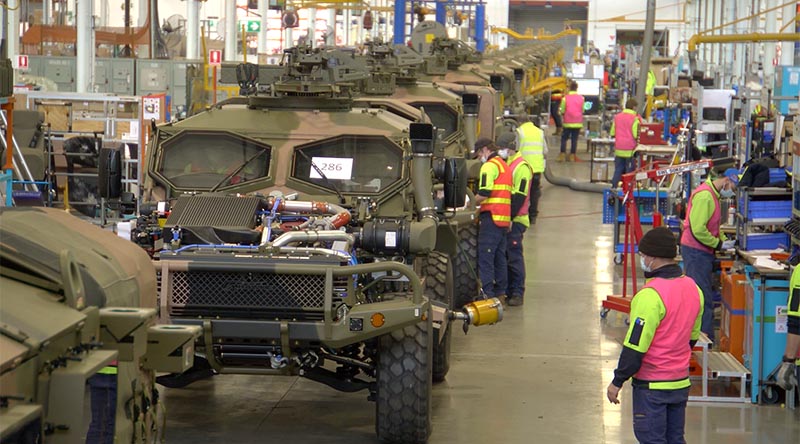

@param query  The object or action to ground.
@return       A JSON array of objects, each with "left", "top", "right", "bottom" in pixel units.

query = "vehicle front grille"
[{"left": 168, "top": 270, "right": 328, "bottom": 319}]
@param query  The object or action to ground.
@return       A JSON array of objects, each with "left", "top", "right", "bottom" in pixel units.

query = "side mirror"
[
  {"left": 443, "top": 157, "right": 467, "bottom": 209},
  {"left": 98, "top": 146, "right": 122, "bottom": 199}
]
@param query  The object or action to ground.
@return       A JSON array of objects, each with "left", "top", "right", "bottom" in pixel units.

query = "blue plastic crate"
[
  {"left": 768, "top": 168, "right": 786, "bottom": 184},
  {"left": 602, "top": 189, "right": 670, "bottom": 224},
  {"left": 743, "top": 232, "right": 789, "bottom": 250},
  {"left": 743, "top": 199, "right": 791, "bottom": 220}
]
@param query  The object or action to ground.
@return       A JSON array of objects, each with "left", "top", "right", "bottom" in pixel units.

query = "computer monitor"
[{"left": 574, "top": 78, "right": 602, "bottom": 97}]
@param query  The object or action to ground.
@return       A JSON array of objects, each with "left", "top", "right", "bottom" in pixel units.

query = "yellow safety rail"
[{"left": 491, "top": 26, "right": 581, "bottom": 42}]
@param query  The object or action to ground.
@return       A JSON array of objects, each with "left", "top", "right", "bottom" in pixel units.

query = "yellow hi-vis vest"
[{"left": 517, "top": 122, "right": 545, "bottom": 173}]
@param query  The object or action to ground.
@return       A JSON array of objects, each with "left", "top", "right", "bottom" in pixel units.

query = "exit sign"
[{"left": 239, "top": 19, "right": 261, "bottom": 32}]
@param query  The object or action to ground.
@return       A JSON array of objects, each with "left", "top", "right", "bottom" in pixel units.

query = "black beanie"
[{"left": 638, "top": 227, "right": 677, "bottom": 258}]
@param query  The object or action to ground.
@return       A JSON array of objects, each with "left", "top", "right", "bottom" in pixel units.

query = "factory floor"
[{"left": 160, "top": 143, "right": 800, "bottom": 443}]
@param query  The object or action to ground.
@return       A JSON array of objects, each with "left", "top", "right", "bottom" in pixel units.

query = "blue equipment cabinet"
[
  {"left": 776, "top": 66, "right": 800, "bottom": 115},
  {"left": 744, "top": 265, "right": 790, "bottom": 403}
]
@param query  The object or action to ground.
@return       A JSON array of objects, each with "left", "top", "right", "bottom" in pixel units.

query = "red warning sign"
[{"left": 209, "top": 49, "right": 222, "bottom": 66}]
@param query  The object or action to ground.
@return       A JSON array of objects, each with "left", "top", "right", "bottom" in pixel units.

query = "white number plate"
[{"left": 309, "top": 157, "right": 353, "bottom": 180}]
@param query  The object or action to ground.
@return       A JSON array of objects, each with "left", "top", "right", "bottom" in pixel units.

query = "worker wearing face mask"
[
  {"left": 608, "top": 227, "right": 703, "bottom": 444},
  {"left": 680, "top": 168, "right": 739, "bottom": 342},
  {"left": 473, "top": 136, "right": 513, "bottom": 300}
]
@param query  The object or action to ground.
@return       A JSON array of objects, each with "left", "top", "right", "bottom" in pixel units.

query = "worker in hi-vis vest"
[
  {"left": 680, "top": 168, "right": 739, "bottom": 342},
  {"left": 504, "top": 132, "right": 532, "bottom": 307},
  {"left": 608, "top": 227, "right": 703, "bottom": 444},
  {"left": 558, "top": 80, "right": 584, "bottom": 162},
  {"left": 516, "top": 116, "right": 547, "bottom": 225},
  {"left": 474, "top": 135, "right": 513, "bottom": 300},
  {"left": 610, "top": 98, "right": 642, "bottom": 188}
]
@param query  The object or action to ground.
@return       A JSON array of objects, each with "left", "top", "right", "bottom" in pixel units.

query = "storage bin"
[
  {"left": 743, "top": 232, "right": 789, "bottom": 250},
  {"left": 741, "top": 199, "right": 791, "bottom": 220},
  {"left": 768, "top": 168, "right": 787, "bottom": 184}
]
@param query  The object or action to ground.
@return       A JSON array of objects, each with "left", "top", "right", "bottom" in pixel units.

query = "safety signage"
[
  {"left": 209, "top": 49, "right": 222, "bottom": 66},
  {"left": 17, "top": 55, "right": 28, "bottom": 70},
  {"left": 239, "top": 19, "right": 261, "bottom": 32}
]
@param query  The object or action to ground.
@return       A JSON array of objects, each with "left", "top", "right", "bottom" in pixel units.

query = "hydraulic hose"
[{"left": 543, "top": 165, "right": 608, "bottom": 194}]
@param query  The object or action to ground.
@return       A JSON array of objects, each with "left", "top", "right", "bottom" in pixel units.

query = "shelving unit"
[
  {"left": 588, "top": 137, "right": 614, "bottom": 183},
  {"left": 734, "top": 187, "right": 791, "bottom": 251}
]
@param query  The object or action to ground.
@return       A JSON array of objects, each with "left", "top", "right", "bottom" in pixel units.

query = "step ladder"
[{"left": 689, "top": 333, "right": 751, "bottom": 403}]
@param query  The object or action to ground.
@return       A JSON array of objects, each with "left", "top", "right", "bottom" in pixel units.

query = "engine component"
[
  {"left": 452, "top": 297, "right": 504, "bottom": 333},
  {"left": 359, "top": 218, "right": 410, "bottom": 255}
]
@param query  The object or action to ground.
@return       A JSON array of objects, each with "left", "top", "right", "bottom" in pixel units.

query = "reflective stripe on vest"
[
  {"left": 614, "top": 110, "right": 639, "bottom": 153},
  {"left": 509, "top": 155, "right": 532, "bottom": 223},
  {"left": 481, "top": 157, "right": 512, "bottom": 227},
  {"left": 517, "top": 122, "right": 545, "bottom": 173},
  {"left": 789, "top": 267, "right": 800, "bottom": 318},
  {"left": 98, "top": 360, "right": 119, "bottom": 375},
  {"left": 635, "top": 276, "right": 702, "bottom": 386},
  {"left": 680, "top": 182, "right": 721, "bottom": 254},
  {"left": 563, "top": 93, "right": 584, "bottom": 126}
]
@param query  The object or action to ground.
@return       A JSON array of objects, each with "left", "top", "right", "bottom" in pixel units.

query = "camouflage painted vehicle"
[
  {"left": 136, "top": 46, "right": 502, "bottom": 444},
  {"left": 0, "top": 207, "right": 199, "bottom": 443}
]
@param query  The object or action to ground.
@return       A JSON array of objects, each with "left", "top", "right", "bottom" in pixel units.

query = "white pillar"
[
  {"left": 138, "top": 0, "right": 147, "bottom": 27},
  {"left": 781, "top": 2, "right": 796, "bottom": 66},
  {"left": 309, "top": 8, "right": 317, "bottom": 48},
  {"left": 344, "top": 9, "right": 351, "bottom": 45},
  {"left": 285, "top": 27, "right": 293, "bottom": 49},
  {"left": 6, "top": 0, "right": 18, "bottom": 68},
  {"left": 97, "top": 0, "right": 108, "bottom": 26},
  {"left": 258, "top": 0, "right": 268, "bottom": 55},
  {"left": 327, "top": 8, "right": 336, "bottom": 46},
  {"left": 186, "top": 0, "right": 199, "bottom": 59},
  {"left": 224, "top": 0, "right": 237, "bottom": 61},
  {"left": 43, "top": 0, "right": 52, "bottom": 25},
  {"left": 764, "top": 0, "right": 778, "bottom": 86},
  {"left": 76, "top": 0, "right": 93, "bottom": 93}
]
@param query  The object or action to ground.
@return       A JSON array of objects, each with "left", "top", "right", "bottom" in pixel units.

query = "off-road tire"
[
  {"left": 423, "top": 252, "right": 454, "bottom": 382},
  {"left": 375, "top": 312, "right": 432, "bottom": 444},
  {"left": 453, "top": 223, "right": 479, "bottom": 308}
]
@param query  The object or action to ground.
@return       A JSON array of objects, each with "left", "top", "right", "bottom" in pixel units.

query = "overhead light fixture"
[{"left": 545, "top": 2, "right": 553, "bottom": 8}]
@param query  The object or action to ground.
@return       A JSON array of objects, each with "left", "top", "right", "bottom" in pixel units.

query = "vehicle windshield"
[
  {"left": 292, "top": 136, "right": 404, "bottom": 194},
  {"left": 408, "top": 102, "right": 458, "bottom": 140},
  {"left": 158, "top": 131, "right": 271, "bottom": 190}
]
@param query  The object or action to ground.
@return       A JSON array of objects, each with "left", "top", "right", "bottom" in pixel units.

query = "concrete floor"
[{"left": 161, "top": 146, "right": 800, "bottom": 443}]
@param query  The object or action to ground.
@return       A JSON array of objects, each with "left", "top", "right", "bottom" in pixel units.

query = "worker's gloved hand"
[
  {"left": 776, "top": 360, "right": 797, "bottom": 391},
  {"left": 721, "top": 239, "right": 736, "bottom": 250}
]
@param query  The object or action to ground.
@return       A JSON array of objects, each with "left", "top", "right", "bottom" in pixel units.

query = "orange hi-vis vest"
[{"left": 481, "top": 156, "right": 513, "bottom": 227}]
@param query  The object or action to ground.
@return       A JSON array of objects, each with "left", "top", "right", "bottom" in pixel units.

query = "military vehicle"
[
  {"left": 0, "top": 206, "right": 200, "bottom": 443},
  {"left": 132, "top": 46, "right": 503, "bottom": 444}
]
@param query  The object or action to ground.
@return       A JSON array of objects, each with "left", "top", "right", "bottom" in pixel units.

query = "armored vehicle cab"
[{"left": 136, "top": 46, "right": 502, "bottom": 444}]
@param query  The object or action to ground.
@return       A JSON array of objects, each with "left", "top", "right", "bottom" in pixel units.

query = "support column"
[
  {"left": 636, "top": 0, "right": 656, "bottom": 116},
  {"left": 474, "top": 3, "right": 485, "bottom": 52},
  {"left": 344, "top": 9, "right": 351, "bottom": 45},
  {"left": 186, "top": 0, "right": 199, "bottom": 59},
  {"left": 781, "top": 1, "right": 796, "bottom": 66},
  {"left": 99, "top": 0, "right": 108, "bottom": 26},
  {"left": 764, "top": 0, "right": 778, "bottom": 86},
  {"left": 309, "top": 8, "right": 317, "bottom": 48},
  {"left": 43, "top": 0, "right": 51, "bottom": 25},
  {"left": 224, "top": 0, "right": 237, "bottom": 61},
  {"left": 724, "top": 0, "right": 736, "bottom": 86},
  {"left": 393, "top": 0, "right": 405, "bottom": 45},
  {"left": 258, "top": 0, "right": 268, "bottom": 55},
  {"left": 435, "top": 1, "right": 446, "bottom": 24},
  {"left": 76, "top": 0, "right": 93, "bottom": 92},
  {"left": 138, "top": 0, "right": 147, "bottom": 27},
  {"left": 6, "top": 0, "right": 18, "bottom": 68},
  {"left": 327, "top": 8, "right": 336, "bottom": 46}
]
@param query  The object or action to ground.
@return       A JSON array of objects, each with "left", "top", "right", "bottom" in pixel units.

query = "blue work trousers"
[
  {"left": 478, "top": 212, "right": 508, "bottom": 298},
  {"left": 632, "top": 385, "right": 690, "bottom": 444},
  {"left": 560, "top": 127, "right": 581, "bottom": 154},
  {"left": 527, "top": 173, "right": 542, "bottom": 223},
  {"left": 610, "top": 156, "right": 635, "bottom": 188},
  {"left": 506, "top": 222, "right": 527, "bottom": 298},
  {"left": 86, "top": 373, "right": 117, "bottom": 444},
  {"left": 681, "top": 244, "right": 714, "bottom": 341}
]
